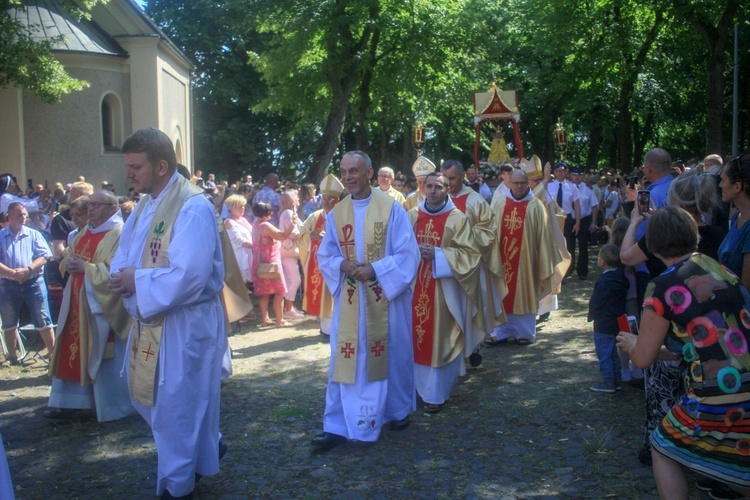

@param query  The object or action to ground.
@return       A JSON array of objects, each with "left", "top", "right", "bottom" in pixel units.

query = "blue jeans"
[
  {"left": 593, "top": 332, "right": 621, "bottom": 385},
  {"left": 0, "top": 276, "right": 52, "bottom": 330}
]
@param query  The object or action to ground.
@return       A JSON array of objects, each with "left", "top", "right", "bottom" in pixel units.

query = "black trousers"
[{"left": 564, "top": 214, "right": 592, "bottom": 278}]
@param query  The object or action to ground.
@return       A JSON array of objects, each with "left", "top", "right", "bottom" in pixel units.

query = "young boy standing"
[{"left": 587, "top": 244, "right": 629, "bottom": 393}]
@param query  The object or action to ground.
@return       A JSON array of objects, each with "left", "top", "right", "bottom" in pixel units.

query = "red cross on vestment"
[
  {"left": 341, "top": 342, "right": 355, "bottom": 358},
  {"left": 141, "top": 343, "right": 156, "bottom": 363},
  {"left": 340, "top": 224, "right": 356, "bottom": 260},
  {"left": 371, "top": 341, "right": 385, "bottom": 357}
]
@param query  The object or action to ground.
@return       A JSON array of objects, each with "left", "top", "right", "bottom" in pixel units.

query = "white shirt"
[
  {"left": 546, "top": 180, "right": 579, "bottom": 215},
  {"left": 603, "top": 189, "right": 620, "bottom": 220},
  {"left": 573, "top": 183, "right": 598, "bottom": 218}
]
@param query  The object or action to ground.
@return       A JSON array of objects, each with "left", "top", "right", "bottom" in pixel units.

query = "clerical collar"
[
  {"left": 424, "top": 198, "right": 448, "bottom": 213},
  {"left": 511, "top": 189, "right": 531, "bottom": 201},
  {"left": 89, "top": 209, "right": 124, "bottom": 234}
]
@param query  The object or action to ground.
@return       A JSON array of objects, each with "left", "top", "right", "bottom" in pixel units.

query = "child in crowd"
[
  {"left": 608, "top": 217, "right": 645, "bottom": 385},
  {"left": 587, "top": 243, "right": 629, "bottom": 393}
]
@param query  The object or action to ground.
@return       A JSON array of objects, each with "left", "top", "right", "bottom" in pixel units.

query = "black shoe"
[
  {"left": 387, "top": 416, "right": 410, "bottom": 431},
  {"left": 578, "top": 275, "right": 587, "bottom": 280},
  {"left": 42, "top": 408, "right": 94, "bottom": 421},
  {"left": 311, "top": 432, "right": 347, "bottom": 451},
  {"left": 468, "top": 352, "right": 482, "bottom": 367},
  {"left": 536, "top": 312, "right": 550, "bottom": 324}
]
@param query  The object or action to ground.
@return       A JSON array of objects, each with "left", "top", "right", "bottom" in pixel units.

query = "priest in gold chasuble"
[
  {"left": 488, "top": 169, "right": 561, "bottom": 345},
  {"left": 408, "top": 173, "right": 482, "bottom": 412},
  {"left": 314, "top": 151, "right": 419, "bottom": 450},
  {"left": 298, "top": 174, "right": 344, "bottom": 335},
  {"left": 47, "top": 190, "right": 134, "bottom": 422},
  {"left": 441, "top": 160, "right": 508, "bottom": 361}
]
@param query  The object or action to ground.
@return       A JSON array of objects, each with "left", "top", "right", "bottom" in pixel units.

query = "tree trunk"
[
  {"left": 355, "top": 27, "right": 380, "bottom": 153},
  {"left": 586, "top": 103, "right": 604, "bottom": 168},
  {"left": 633, "top": 111, "right": 654, "bottom": 170},
  {"left": 614, "top": 9, "right": 663, "bottom": 171},
  {"left": 683, "top": 0, "right": 740, "bottom": 154},
  {"left": 311, "top": 0, "right": 381, "bottom": 182}
]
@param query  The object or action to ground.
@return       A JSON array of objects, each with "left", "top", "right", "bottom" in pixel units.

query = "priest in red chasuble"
[
  {"left": 487, "top": 169, "right": 561, "bottom": 345},
  {"left": 46, "top": 190, "right": 133, "bottom": 421},
  {"left": 298, "top": 174, "right": 344, "bottom": 335},
  {"left": 441, "top": 160, "right": 508, "bottom": 364},
  {"left": 408, "top": 172, "right": 483, "bottom": 413}
]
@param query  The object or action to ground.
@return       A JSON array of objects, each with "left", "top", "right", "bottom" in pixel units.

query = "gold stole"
[
  {"left": 333, "top": 188, "right": 393, "bottom": 384},
  {"left": 128, "top": 176, "right": 204, "bottom": 407}
]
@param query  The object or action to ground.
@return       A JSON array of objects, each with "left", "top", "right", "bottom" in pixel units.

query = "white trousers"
[{"left": 281, "top": 256, "right": 301, "bottom": 302}]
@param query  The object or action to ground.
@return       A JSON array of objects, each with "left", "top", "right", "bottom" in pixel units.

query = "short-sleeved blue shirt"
[
  {"left": 718, "top": 211, "right": 750, "bottom": 278},
  {"left": 0, "top": 225, "right": 52, "bottom": 280}
]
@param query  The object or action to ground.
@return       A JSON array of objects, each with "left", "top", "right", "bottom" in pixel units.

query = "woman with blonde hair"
[{"left": 224, "top": 194, "right": 254, "bottom": 287}]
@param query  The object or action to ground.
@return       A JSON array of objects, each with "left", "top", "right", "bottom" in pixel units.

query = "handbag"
[{"left": 258, "top": 262, "right": 281, "bottom": 280}]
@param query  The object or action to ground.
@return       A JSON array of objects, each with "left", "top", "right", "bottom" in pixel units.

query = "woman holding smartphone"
[{"left": 618, "top": 206, "right": 750, "bottom": 498}]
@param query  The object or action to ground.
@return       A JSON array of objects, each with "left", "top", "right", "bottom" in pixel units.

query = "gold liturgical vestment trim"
[
  {"left": 128, "top": 176, "right": 204, "bottom": 407},
  {"left": 333, "top": 188, "right": 393, "bottom": 384}
]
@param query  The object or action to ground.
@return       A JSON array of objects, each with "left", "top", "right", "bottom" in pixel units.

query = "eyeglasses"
[{"left": 88, "top": 202, "right": 114, "bottom": 210}]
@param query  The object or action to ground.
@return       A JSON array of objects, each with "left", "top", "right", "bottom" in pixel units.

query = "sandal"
[
  {"left": 516, "top": 339, "right": 533, "bottom": 346},
  {"left": 423, "top": 403, "right": 442, "bottom": 414},
  {"left": 483, "top": 337, "right": 510, "bottom": 347},
  {"left": 276, "top": 320, "right": 292, "bottom": 328},
  {"left": 259, "top": 317, "right": 274, "bottom": 327}
]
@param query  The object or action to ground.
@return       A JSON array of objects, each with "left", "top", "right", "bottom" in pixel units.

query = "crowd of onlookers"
[{"left": 3, "top": 148, "right": 750, "bottom": 498}]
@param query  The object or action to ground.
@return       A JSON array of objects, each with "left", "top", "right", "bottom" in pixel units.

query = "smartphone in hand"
[{"left": 637, "top": 190, "right": 651, "bottom": 215}]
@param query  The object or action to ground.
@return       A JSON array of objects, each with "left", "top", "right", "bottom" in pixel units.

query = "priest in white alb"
[
  {"left": 110, "top": 128, "right": 227, "bottom": 499},
  {"left": 313, "top": 150, "right": 419, "bottom": 451},
  {"left": 488, "top": 169, "right": 561, "bottom": 345},
  {"left": 298, "top": 174, "right": 344, "bottom": 335},
  {"left": 46, "top": 190, "right": 134, "bottom": 422},
  {"left": 408, "top": 172, "right": 482, "bottom": 413}
]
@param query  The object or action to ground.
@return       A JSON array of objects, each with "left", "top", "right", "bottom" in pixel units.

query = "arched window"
[
  {"left": 101, "top": 92, "right": 123, "bottom": 152},
  {"left": 101, "top": 100, "right": 113, "bottom": 148}
]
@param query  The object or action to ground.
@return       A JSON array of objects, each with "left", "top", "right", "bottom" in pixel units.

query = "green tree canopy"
[{"left": 0, "top": 0, "right": 101, "bottom": 103}]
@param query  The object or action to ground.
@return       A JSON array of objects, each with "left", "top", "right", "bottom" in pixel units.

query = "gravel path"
[{"left": 1, "top": 265, "right": 680, "bottom": 498}]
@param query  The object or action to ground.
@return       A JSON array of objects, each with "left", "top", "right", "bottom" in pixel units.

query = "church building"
[{"left": 1, "top": 0, "right": 193, "bottom": 194}]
